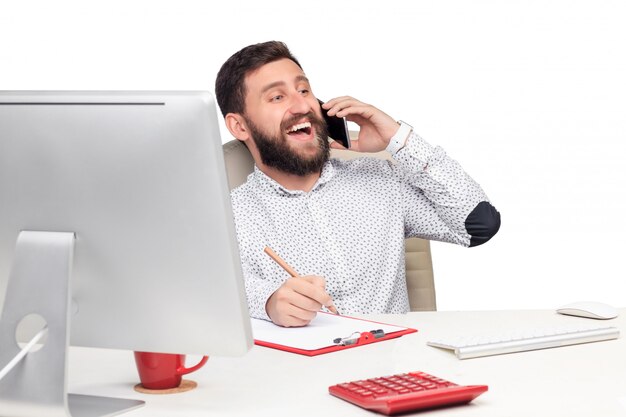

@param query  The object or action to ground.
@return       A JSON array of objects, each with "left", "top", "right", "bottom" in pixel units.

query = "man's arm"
[
  {"left": 241, "top": 259, "right": 334, "bottom": 326},
  {"left": 394, "top": 129, "right": 500, "bottom": 247},
  {"left": 322, "top": 96, "right": 500, "bottom": 247}
]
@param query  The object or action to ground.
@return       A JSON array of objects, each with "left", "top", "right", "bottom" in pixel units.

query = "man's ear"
[{"left": 225, "top": 113, "right": 251, "bottom": 142}]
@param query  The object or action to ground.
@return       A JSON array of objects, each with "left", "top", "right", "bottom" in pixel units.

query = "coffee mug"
[{"left": 134, "top": 351, "right": 209, "bottom": 390}]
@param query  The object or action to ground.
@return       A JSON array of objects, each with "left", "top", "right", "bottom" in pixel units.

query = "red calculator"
[{"left": 329, "top": 371, "right": 487, "bottom": 415}]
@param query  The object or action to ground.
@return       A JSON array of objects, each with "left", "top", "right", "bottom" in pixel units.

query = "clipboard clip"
[{"left": 333, "top": 329, "right": 386, "bottom": 346}]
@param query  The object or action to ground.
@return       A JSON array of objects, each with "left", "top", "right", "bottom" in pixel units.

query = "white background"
[{"left": 2, "top": 0, "right": 625, "bottom": 311}]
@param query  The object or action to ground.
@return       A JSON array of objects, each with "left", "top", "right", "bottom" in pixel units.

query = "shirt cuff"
[
  {"left": 386, "top": 121, "right": 413, "bottom": 155},
  {"left": 246, "top": 280, "right": 281, "bottom": 321}
]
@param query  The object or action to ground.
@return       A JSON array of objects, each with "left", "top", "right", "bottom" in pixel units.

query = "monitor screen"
[{"left": 0, "top": 91, "right": 252, "bottom": 356}]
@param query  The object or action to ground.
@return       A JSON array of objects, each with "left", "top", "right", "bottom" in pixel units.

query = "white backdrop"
[{"left": 2, "top": 0, "right": 625, "bottom": 311}]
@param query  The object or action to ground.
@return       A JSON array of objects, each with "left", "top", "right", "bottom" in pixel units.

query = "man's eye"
[
  {"left": 271, "top": 95, "right": 284, "bottom": 102},
  {"left": 299, "top": 89, "right": 310, "bottom": 95}
]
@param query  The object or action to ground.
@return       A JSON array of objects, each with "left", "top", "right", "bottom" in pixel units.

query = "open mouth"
[{"left": 285, "top": 121, "right": 312, "bottom": 140}]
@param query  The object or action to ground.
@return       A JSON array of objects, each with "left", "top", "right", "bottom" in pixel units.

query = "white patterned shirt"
[{"left": 230, "top": 130, "right": 495, "bottom": 320}]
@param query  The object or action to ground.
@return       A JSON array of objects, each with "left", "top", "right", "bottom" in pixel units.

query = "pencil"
[{"left": 264, "top": 246, "right": 339, "bottom": 315}]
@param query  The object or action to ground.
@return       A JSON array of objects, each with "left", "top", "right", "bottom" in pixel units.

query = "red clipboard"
[{"left": 252, "top": 313, "right": 417, "bottom": 356}]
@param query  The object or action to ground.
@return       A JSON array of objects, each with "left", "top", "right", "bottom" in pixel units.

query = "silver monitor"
[{"left": 0, "top": 91, "right": 253, "bottom": 416}]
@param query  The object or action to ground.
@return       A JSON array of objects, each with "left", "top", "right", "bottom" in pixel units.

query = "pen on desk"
[
  {"left": 263, "top": 246, "right": 339, "bottom": 315},
  {"left": 333, "top": 329, "right": 386, "bottom": 346}
]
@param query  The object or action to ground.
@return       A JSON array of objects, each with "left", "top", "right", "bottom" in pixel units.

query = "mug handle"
[{"left": 177, "top": 355, "right": 209, "bottom": 376}]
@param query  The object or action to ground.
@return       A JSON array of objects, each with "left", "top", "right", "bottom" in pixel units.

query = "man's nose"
[{"left": 288, "top": 93, "right": 311, "bottom": 115}]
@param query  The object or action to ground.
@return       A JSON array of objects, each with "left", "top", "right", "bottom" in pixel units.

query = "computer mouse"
[{"left": 556, "top": 301, "right": 618, "bottom": 320}]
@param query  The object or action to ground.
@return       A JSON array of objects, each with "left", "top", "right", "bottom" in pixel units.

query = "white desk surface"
[{"left": 68, "top": 309, "right": 626, "bottom": 416}]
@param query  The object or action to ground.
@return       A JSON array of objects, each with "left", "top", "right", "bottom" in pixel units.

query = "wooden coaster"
[{"left": 133, "top": 379, "right": 197, "bottom": 395}]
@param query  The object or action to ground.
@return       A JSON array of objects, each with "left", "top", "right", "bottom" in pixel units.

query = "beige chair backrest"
[{"left": 222, "top": 139, "right": 436, "bottom": 311}]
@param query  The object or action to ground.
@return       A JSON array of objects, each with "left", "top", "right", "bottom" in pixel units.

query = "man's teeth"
[{"left": 288, "top": 122, "right": 311, "bottom": 133}]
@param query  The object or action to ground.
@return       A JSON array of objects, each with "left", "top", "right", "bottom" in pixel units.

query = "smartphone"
[{"left": 318, "top": 99, "right": 351, "bottom": 149}]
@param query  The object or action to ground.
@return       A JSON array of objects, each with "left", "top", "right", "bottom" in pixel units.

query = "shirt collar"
[{"left": 252, "top": 160, "right": 336, "bottom": 196}]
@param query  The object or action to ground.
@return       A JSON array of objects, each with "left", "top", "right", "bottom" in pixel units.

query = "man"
[{"left": 215, "top": 41, "right": 500, "bottom": 327}]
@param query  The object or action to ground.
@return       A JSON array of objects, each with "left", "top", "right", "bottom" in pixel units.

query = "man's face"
[{"left": 242, "top": 58, "right": 329, "bottom": 176}]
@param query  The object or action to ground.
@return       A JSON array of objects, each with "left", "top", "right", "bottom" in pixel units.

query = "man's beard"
[{"left": 244, "top": 111, "right": 330, "bottom": 176}]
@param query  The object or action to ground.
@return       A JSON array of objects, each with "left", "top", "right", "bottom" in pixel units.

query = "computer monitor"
[{"left": 0, "top": 91, "right": 253, "bottom": 416}]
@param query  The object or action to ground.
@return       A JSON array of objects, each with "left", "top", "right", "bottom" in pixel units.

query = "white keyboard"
[{"left": 427, "top": 324, "right": 619, "bottom": 359}]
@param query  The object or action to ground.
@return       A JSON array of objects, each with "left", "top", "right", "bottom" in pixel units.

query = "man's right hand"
[{"left": 265, "top": 275, "right": 334, "bottom": 327}]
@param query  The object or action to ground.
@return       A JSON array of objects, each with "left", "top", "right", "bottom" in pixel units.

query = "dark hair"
[{"left": 215, "top": 41, "right": 302, "bottom": 117}]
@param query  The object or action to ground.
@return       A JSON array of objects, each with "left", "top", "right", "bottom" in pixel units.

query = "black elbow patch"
[{"left": 465, "top": 201, "right": 501, "bottom": 247}]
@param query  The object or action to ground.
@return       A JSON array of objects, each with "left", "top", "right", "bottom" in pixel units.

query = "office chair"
[{"left": 222, "top": 139, "right": 437, "bottom": 311}]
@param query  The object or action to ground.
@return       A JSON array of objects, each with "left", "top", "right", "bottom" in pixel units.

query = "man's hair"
[{"left": 215, "top": 41, "right": 302, "bottom": 117}]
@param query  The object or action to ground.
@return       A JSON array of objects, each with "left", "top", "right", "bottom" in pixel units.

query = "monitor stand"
[{"left": 0, "top": 231, "right": 144, "bottom": 417}]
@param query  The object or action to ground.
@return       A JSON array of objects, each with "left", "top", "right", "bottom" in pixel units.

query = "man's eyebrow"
[
  {"left": 295, "top": 75, "right": 310, "bottom": 84},
  {"left": 261, "top": 81, "right": 286, "bottom": 94},
  {"left": 260, "top": 75, "right": 310, "bottom": 94}
]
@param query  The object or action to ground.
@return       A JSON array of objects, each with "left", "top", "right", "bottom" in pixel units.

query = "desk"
[{"left": 68, "top": 309, "right": 626, "bottom": 416}]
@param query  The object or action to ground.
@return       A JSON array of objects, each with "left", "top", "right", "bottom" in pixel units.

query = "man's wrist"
[{"left": 386, "top": 120, "right": 413, "bottom": 154}]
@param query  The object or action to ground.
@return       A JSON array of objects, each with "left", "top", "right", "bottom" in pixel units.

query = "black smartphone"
[{"left": 318, "top": 99, "right": 351, "bottom": 149}]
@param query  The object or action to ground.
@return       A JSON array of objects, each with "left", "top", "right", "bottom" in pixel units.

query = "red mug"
[{"left": 134, "top": 351, "right": 209, "bottom": 390}]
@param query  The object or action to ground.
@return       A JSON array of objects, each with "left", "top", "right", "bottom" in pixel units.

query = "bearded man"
[{"left": 215, "top": 41, "right": 500, "bottom": 327}]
